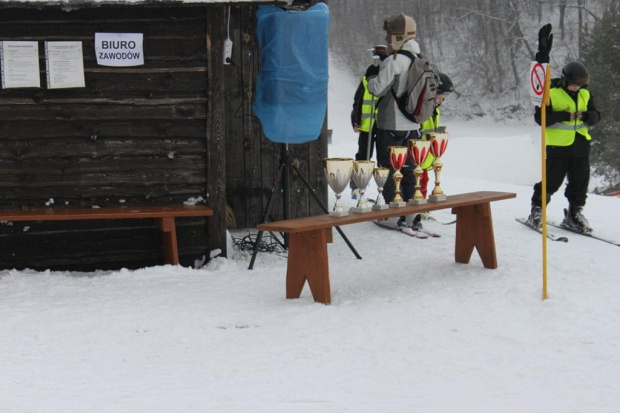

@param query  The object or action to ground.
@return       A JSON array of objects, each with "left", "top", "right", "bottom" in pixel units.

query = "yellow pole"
[{"left": 541, "top": 64, "right": 551, "bottom": 300}]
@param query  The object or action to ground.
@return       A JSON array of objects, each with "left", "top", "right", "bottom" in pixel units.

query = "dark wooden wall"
[
  {"left": 0, "top": 3, "right": 328, "bottom": 271},
  {"left": 0, "top": 5, "right": 215, "bottom": 271}
]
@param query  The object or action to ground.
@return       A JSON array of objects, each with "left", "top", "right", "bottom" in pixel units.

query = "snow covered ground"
[{"left": 1, "top": 61, "right": 619, "bottom": 412}]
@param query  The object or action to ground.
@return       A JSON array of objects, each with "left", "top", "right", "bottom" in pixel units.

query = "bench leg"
[
  {"left": 452, "top": 203, "right": 497, "bottom": 269},
  {"left": 287, "top": 229, "right": 331, "bottom": 304},
  {"left": 155, "top": 217, "right": 179, "bottom": 265}
]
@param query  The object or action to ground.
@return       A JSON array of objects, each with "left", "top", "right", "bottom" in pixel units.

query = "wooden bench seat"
[
  {"left": 0, "top": 205, "right": 213, "bottom": 266},
  {"left": 258, "top": 191, "right": 516, "bottom": 304}
]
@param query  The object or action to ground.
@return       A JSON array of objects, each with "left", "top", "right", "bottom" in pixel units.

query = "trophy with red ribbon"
[
  {"left": 407, "top": 139, "right": 432, "bottom": 205},
  {"left": 428, "top": 133, "right": 449, "bottom": 202},
  {"left": 388, "top": 146, "right": 408, "bottom": 207}
]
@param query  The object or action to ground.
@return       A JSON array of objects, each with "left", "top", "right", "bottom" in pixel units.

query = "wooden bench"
[
  {"left": 257, "top": 191, "right": 516, "bottom": 304},
  {"left": 0, "top": 205, "right": 213, "bottom": 265}
]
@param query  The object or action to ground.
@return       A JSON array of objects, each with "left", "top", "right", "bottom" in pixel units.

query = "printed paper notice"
[
  {"left": 45, "top": 41, "right": 85, "bottom": 89},
  {"left": 0, "top": 41, "right": 41, "bottom": 89},
  {"left": 95, "top": 33, "right": 144, "bottom": 67}
]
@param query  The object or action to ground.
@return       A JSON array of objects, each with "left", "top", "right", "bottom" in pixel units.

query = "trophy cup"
[
  {"left": 372, "top": 167, "right": 390, "bottom": 211},
  {"left": 323, "top": 157, "right": 354, "bottom": 216},
  {"left": 408, "top": 139, "right": 432, "bottom": 205},
  {"left": 388, "top": 146, "right": 408, "bottom": 207},
  {"left": 428, "top": 132, "right": 449, "bottom": 202},
  {"left": 350, "top": 160, "right": 375, "bottom": 213}
]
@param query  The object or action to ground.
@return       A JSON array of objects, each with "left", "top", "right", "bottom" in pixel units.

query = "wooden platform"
[
  {"left": 258, "top": 191, "right": 516, "bottom": 304},
  {"left": 0, "top": 205, "right": 213, "bottom": 266}
]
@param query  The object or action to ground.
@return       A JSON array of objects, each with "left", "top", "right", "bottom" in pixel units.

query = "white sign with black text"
[
  {"left": 45, "top": 41, "right": 85, "bottom": 89},
  {"left": 95, "top": 33, "right": 144, "bottom": 67},
  {"left": 0, "top": 41, "right": 41, "bottom": 89}
]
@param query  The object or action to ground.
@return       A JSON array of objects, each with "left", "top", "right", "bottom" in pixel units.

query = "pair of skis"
[
  {"left": 373, "top": 220, "right": 441, "bottom": 239},
  {"left": 516, "top": 217, "right": 619, "bottom": 246}
]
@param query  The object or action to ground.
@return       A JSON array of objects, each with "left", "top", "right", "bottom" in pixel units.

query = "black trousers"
[
  {"left": 531, "top": 155, "right": 590, "bottom": 208},
  {"left": 376, "top": 128, "right": 420, "bottom": 203},
  {"left": 354, "top": 130, "right": 374, "bottom": 161}
]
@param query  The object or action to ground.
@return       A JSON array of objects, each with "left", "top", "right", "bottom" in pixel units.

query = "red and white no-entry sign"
[{"left": 529, "top": 62, "right": 547, "bottom": 106}]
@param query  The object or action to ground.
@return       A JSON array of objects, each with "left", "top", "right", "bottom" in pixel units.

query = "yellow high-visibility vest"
[
  {"left": 546, "top": 87, "right": 591, "bottom": 146},
  {"left": 359, "top": 77, "right": 378, "bottom": 132},
  {"left": 419, "top": 109, "right": 440, "bottom": 170}
]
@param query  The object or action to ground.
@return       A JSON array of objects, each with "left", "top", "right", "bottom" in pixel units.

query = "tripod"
[{"left": 249, "top": 143, "right": 361, "bottom": 270}]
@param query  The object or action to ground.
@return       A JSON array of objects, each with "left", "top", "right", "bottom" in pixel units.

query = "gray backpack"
[{"left": 391, "top": 50, "right": 439, "bottom": 124}]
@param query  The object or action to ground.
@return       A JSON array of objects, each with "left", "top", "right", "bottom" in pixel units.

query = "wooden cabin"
[{"left": 0, "top": 0, "right": 328, "bottom": 271}]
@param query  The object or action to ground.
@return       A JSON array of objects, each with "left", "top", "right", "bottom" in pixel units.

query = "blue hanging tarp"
[{"left": 252, "top": 3, "right": 329, "bottom": 144}]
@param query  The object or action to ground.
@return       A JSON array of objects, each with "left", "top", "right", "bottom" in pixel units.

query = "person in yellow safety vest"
[
  {"left": 527, "top": 61, "right": 601, "bottom": 232},
  {"left": 418, "top": 72, "right": 454, "bottom": 199},
  {"left": 350, "top": 45, "right": 387, "bottom": 199}
]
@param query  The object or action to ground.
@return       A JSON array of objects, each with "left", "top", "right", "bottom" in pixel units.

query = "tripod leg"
[
  {"left": 249, "top": 161, "right": 286, "bottom": 270},
  {"left": 290, "top": 163, "right": 362, "bottom": 260}
]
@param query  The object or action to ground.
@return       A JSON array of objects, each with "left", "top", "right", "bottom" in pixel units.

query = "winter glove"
[
  {"left": 365, "top": 64, "right": 379, "bottom": 78},
  {"left": 550, "top": 111, "right": 571, "bottom": 123},
  {"left": 535, "top": 24, "right": 553, "bottom": 64},
  {"left": 581, "top": 111, "right": 601, "bottom": 126}
]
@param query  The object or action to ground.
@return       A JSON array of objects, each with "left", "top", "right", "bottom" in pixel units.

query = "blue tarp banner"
[{"left": 252, "top": 3, "right": 329, "bottom": 144}]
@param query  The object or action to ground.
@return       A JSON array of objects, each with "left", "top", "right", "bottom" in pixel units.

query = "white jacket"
[{"left": 367, "top": 39, "right": 421, "bottom": 131}]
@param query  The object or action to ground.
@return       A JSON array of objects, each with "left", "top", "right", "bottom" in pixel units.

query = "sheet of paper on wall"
[
  {"left": 45, "top": 41, "right": 86, "bottom": 89},
  {"left": 0, "top": 41, "right": 41, "bottom": 89},
  {"left": 95, "top": 33, "right": 144, "bottom": 67}
]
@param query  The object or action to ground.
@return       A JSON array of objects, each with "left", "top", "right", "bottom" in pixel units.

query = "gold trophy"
[
  {"left": 408, "top": 139, "right": 432, "bottom": 205},
  {"left": 372, "top": 167, "right": 390, "bottom": 211},
  {"left": 351, "top": 160, "right": 375, "bottom": 213},
  {"left": 323, "top": 157, "right": 354, "bottom": 216},
  {"left": 428, "top": 133, "right": 449, "bottom": 202},
  {"left": 388, "top": 146, "right": 408, "bottom": 208}
]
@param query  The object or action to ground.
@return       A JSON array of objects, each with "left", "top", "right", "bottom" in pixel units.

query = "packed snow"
[{"left": 1, "top": 60, "right": 619, "bottom": 412}]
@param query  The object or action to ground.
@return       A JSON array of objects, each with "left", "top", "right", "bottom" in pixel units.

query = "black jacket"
[{"left": 350, "top": 79, "right": 366, "bottom": 128}]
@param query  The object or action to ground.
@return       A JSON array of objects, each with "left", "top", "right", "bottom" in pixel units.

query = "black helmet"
[
  {"left": 437, "top": 72, "right": 454, "bottom": 95},
  {"left": 561, "top": 61, "right": 589, "bottom": 88}
]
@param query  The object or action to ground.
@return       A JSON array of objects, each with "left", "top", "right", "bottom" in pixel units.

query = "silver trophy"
[
  {"left": 350, "top": 160, "right": 375, "bottom": 213},
  {"left": 323, "top": 158, "right": 354, "bottom": 217},
  {"left": 372, "top": 167, "right": 390, "bottom": 210}
]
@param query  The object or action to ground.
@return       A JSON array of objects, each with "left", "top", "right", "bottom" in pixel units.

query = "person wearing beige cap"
[{"left": 367, "top": 13, "right": 422, "bottom": 227}]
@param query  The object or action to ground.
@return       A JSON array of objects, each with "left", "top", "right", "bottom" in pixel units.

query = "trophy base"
[
  {"left": 351, "top": 206, "right": 372, "bottom": 213},
  {"left": 389, "top": 201, "right": 407, "bottom": 208},
  {"left": 329, "top": 210, "right": 349, "bottom": 217},
  {"left": 409, "top": 198, "right": 427, "bottom": 205},
  {"left": 372, "top": 204, "right": 389, "bottom": 211},
  {"left": 429, "top": 194, "right": 447, "bottom": 202}
]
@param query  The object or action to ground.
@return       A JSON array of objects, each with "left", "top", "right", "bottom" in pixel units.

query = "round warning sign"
[{"left": 530, "top": 63, "right": 546, "bottom": 96}]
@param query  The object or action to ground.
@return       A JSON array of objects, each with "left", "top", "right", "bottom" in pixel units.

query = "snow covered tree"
[{"left": 581, "top": 3, "right": 620, "bottom": 192}]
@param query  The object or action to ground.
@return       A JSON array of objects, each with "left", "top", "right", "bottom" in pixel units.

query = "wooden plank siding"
[
  {"left": 0, "top": 2, "right": 328, "bottom": 271},
  {"left": 0, "top": 5, "right": 213, "bottom": 270}
]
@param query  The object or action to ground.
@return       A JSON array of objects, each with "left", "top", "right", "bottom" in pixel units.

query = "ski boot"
[
  {"left": 528, "top": 205, "right": 542, "bottom": 228},
  {"left": 562, "top": 206, "right": 591, "bottom": 233},
  {"left": 397, "top": 216, "right": 409, "bottom": 229},
  {"left": 405, "top": 214, "right": 423, "bottom": 231},
  {"left": 351, "top": 188, "right": 360, "bottom": 200}
]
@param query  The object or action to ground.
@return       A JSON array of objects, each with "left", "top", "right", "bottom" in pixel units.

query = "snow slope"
[{"left": 0, "top": 59, "right": 619, "bottom": 413}]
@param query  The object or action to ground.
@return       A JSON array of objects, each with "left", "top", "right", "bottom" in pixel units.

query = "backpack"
[{"left": 391, "top": 50, "right": 439, "bottom": 124}]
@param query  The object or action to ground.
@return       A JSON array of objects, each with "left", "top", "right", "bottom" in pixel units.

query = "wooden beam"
[{"left": 206, "top": 6, "right": 228, "bottom": 257}]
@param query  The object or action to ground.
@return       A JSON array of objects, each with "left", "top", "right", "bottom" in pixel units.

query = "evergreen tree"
[{"left": 580, "top": 3, "right": 620, "bottom": 191}]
